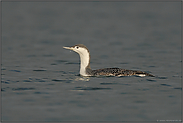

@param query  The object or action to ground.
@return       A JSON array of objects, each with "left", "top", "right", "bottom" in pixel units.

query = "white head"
[{"left": 63, "top": 44, "right": 91, "bottom": 76}]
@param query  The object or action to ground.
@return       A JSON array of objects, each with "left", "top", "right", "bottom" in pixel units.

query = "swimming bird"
[{"left": 63, "top": 44, "right": 154, "bottom": 77}]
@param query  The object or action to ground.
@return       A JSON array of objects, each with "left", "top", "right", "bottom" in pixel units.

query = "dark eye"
[{"left": 76, "top": 46, "right": 79, "bottom": 49}]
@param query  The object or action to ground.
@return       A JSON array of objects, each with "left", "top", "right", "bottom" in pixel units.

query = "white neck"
[{"left": 78, "top": 50, "right": 90, "bottom": 76}]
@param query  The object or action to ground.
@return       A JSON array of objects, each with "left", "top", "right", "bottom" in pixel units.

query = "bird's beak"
[{"left": 63, "top": 46, "right": 73, "bottom": 50}]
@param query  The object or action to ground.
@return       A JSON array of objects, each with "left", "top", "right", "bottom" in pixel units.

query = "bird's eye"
[{"left": 76, "top": 46, "right": 79, "bottom": 49}]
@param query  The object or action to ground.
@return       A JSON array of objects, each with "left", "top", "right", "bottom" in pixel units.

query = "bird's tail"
[{"left": 134, "top": 71, "right": 155, "bottom": 77}]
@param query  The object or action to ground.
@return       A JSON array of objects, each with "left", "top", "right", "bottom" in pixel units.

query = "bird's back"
[{"left": 89, "top": 68, "right": 154, "bottom": 77}]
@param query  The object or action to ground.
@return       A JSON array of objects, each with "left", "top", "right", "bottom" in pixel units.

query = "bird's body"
[
  {"left": 63, "top": 44, "right": 154, "bottom": 77},
  {"left": 87, "top": 68, "right": 154, "bottom": 77}
]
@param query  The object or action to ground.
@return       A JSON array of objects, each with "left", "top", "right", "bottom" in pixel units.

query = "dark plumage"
[{"left": 86, "top": 67, "right": 154, "bottom": 77}]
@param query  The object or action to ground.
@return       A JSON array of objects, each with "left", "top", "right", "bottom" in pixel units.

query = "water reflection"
[{"left": 74, "top": 76, "right": 90, "bottom": 82}]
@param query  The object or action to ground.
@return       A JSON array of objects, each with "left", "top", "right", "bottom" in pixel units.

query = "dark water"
[{"left": 2, "top": 2, "right": 181, "bottom": 122}]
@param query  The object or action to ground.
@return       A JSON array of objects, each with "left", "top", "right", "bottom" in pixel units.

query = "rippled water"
[{"left": 2, "top": 2, "right": 181, "bottom": 122}]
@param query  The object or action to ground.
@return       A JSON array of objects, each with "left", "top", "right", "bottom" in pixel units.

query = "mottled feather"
[{"left": 88, "top": 68, "right": 154, "bottom": 77}]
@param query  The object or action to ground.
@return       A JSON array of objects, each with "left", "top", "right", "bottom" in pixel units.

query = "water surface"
[{"left": 2, "top": 2, "right": 181, "bottom": 122}]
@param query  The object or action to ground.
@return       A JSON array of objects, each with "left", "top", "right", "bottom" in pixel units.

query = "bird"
[{"left": 63, "top": 44, "right": 154, "bottom": 77}]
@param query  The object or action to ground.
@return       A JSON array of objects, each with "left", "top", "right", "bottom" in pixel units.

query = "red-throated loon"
[{"left": 63, "top": 44, "right": 154, "bottom": 77}]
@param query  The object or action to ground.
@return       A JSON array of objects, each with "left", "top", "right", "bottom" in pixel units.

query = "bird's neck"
[{"left": 78, "top": 50, "right": 91, "bottom": 76}]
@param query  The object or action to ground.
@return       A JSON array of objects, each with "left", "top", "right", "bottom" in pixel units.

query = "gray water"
[{"left": 1, "top": 2, "right": 181, "bottom": 122}]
